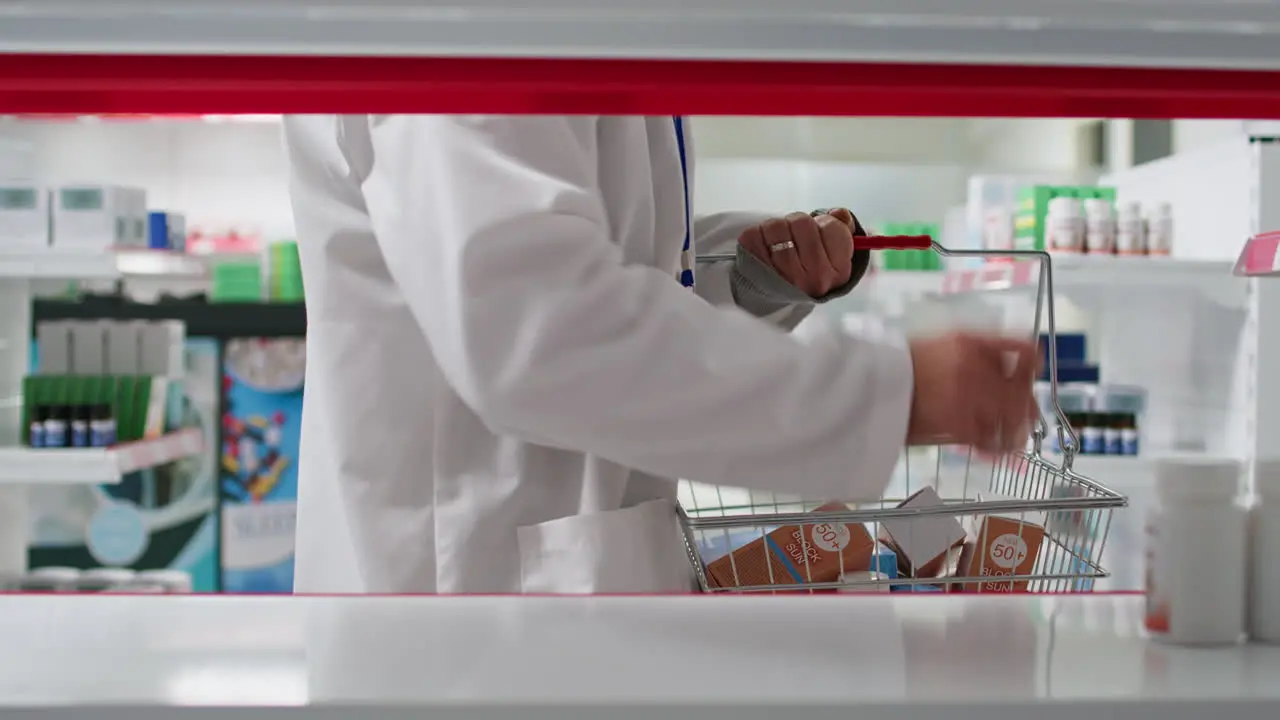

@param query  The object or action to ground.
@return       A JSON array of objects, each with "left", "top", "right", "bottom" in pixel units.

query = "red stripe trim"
[{"left": 4, "top": 54, "right": 1280, "bottom": 116}]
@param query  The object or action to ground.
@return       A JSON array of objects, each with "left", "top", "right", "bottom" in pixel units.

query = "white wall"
[
  {"left": 695, "top": 158, "right": 971, "bottom": 224},
  {"left": 1173, "top": 120, "right": 1247, "bottom": 155},
  {"left": 0, "top": 119, "right": 295, "bottom": 241},
  {"left": 967, "top": 119, "right": 1096, "bottom": 175},
  {"left": 0, "top": 116, "right": 1124, "bottom": 248},
  {"left": 694, "top": 117, "right": 979, "bottom": 164},
  {"left": 1, "top": 117, "right": 994, "bottom": 241}
]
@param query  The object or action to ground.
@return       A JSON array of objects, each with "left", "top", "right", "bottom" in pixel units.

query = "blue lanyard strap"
[{"left": 673, "top": 116, "right": 695, "bottom": 288}]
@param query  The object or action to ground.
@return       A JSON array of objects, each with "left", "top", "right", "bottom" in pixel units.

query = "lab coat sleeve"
[
  {"left": 693, "top": 212, "right": 874, "bottom": 331},
  {"left": 361, "top": 116, "right": 911, "bottom": 501}
]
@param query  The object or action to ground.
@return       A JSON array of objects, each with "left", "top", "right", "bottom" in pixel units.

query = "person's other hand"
[
  {"left": 907, "top": 332, "right": 1041, "bottom": 455},
  {"left": 738, "top": 208, "right": 856, "bottom": 297}
]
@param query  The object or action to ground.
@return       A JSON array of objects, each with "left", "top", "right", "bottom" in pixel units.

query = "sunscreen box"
[{"left": 706, "top": 502, "right": 875, "bottom": 589}]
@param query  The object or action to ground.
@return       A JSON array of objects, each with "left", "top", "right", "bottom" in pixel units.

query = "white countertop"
[{"left": 0, "top": 593, "right": 1276, "bottom": 719}]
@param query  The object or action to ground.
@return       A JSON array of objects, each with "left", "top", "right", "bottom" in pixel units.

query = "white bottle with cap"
[
  {"left": 81, "top": 568, "right": 137, "bottom": 591},
  {"left": 1250, "top": 460, "right": 1280, "bottom": 643},
  {"left": 136, "top": 569, "right": 193, "bottom": 593},
  {"left": 1147, "top": 202, "right": 1174, "bottom": 256},
  {"left": 1083, "top": 198, "right": 1116, "bottom": 255},
  {"left": 1145, "top": 458, "right": 1245, "bottom": 645},
  {"left": 1116, "top": 201, "right": 1146, "bottom": 255},
  {"left": 983, "top": 207, "right": 1014, "bottom": 251},
  {"left": 1046, "top": 197, "right": 1084, "bottom": 253}
]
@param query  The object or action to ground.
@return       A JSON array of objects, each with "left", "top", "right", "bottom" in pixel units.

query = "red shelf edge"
[{"left": 5, "top": 54, "right": 1280, "bottom": 116}]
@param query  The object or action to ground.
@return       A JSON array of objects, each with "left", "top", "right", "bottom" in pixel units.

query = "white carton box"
[
  {"left": 0, "top": 184, "right": 49, "bottom": 252},
  {"left": 51, "top": 185, "right": 135, "bottom": 252},
  {"left": 36, "top": 321, "right": 72, "bottom": 374},
  {"left": 105, "top": 321, "right": 145, "bottom": 375},
  {"left": 140, "top": 320, "right": 186, "bottom": 378},
  {"left": 127, "top": 187, "right": 149, "bottom": 247},
  {"left": 68, "top": 321, "right": 106, "bottom": 375},
  {"left": 167, "top": 212, "right": 187, "bottom": 251},
  {"left": 877, "top": 486, "right": 968, "bottom": 577}
]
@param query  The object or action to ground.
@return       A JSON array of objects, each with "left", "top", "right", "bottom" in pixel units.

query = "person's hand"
[
  {"left": 907, "top": 332, "right": 1041, "bottom": 455},
  {"left": 738, "top": 208, "right": 856, "bottom": 297}
]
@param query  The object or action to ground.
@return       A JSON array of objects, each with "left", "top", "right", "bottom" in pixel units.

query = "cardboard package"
[
  {"left": 876, "top": 487, "right": 968, "bottom": 577},
  {"left": 954, "top": 496, "right": 1046, "bottom": 593},
  {"left": 705, "top": 502, "right": 875, "bottom": 589}
]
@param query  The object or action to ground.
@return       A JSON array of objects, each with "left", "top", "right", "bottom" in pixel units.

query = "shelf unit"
[
  {"left": 0, "top": 250, "right": 207, "bottom": 280},
  {"left": 941, "top": 255, "right": 1239, "bottom": 304},
  {"left": 0, "top": 427, "right": 204, "bottom": 485},
  {"left": 0, "top": 251, "right": 206, "bottom": 574}
]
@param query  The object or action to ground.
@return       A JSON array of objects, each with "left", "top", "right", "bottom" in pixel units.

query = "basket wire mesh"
[{"left": 681, "top": 238, "right": 1128, "bottom": 594}]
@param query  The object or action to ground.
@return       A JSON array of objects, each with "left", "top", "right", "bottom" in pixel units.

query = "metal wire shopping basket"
[{"left": 681, "top": 235, "right": 1128, "bottom": 594}]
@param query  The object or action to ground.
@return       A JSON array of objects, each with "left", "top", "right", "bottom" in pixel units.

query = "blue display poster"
[{"left": 219, "top": 338, "right": 305, "bottom": 593}]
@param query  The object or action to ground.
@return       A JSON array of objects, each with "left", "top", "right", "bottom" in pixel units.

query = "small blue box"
[
  {"left": 147, "top": 212, "right": 170, "bottom": 250},
  {"left": 890, "top": 583, "right": 943, "bottom": 593},
  {"left": 1040, "top": 333, "right": 1086, "bottom": 364},
  {"left": 1056, "top": 364, "right": 1100, "bottom": 384},
  {"left": 870, "top": 543, "right": 898, "bottom": 579},
  {"left": 147, "top": 211, "right": 187, "bottom": 251},
  {"left": 696, "top": 528, "right": 775, "bottom": 563}
]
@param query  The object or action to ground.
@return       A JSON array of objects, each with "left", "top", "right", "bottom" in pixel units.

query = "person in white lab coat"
[{"left": 282, "top": 115, "right": 1038, "bottom": 594}]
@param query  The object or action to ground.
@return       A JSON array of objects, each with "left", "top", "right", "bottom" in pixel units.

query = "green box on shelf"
[
  {"left": 876, "top": 222, "right": 941, "bottom": 271},
  {"left": 20, "top": 374, "right": 158, "bottom": 445},
  {"left": 1016, "top": 185, "right": 1118, "bottom": 251},
  {"left": 1073, "top": 186, "right": 1117, "bottom": 202},
  {"left": 1015, "top": 185, "right": 1061, "bottom": 252},
  {"left": 879, "top": 249, "right": 899, "bottom": 271}
]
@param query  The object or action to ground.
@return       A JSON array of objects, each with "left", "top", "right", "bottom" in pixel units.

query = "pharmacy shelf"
[
  {"left": 0, "top": 594, "right": 1275, "bottom": 719},
  {"left": 941, "top": 255, "right": 1241, "bottom": 303},
  {"left": 2, "top": 1, "right": 1280, "bottom": 70},
  {"left": 1236, "top": 231, "right": 1280, "bottom": 278},
  {"left": 0, "top": 428, "right": 204, "bottom": 485},
  {"left": 0, "top": 250, "right": 206, "bottom": 280}
]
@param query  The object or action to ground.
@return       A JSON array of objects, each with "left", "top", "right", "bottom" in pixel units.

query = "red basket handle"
[{"left": 859, "top": 235, "right": 934, "bottom": 250}]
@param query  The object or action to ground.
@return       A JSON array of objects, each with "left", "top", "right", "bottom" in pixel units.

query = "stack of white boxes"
[
  {"left": 38, "top": 320, "right": 186, "bottom": 378},
  {"left": 0, "top": 180, "right": 149, "bottom": 255},
  {"left": 1, "top": 135, "right": 152, "bottom": 254},
  {"left": 37, "top": 319, "right": 187, "bottom": 440},
  {"left": 50, "top": 185, "right": 149, "bottom": 253},
  {"left": 0, "top": 137, "right": 45, "bottom": 254}
]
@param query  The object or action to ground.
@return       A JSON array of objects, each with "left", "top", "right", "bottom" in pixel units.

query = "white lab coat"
[{"left": 283, "top": 115, "right": 913, "bottom": 594}]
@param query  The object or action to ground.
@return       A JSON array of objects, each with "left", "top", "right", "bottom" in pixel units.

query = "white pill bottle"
[
  {"left": 1250, "top": 460, "right": 1280, "bottom": 643},
  {"left": 1115, "top": 201, "right": 1146, "bottom": 255},
  {"left": 1083, "top": 198, "right": 1116, "bottom": 255},
  {"left": 1046, "top": 196, "right": 1084, "bottom": 253},
  {"left": 1145, "top": 458, "right": 1246, "bottom": 645},
  {"left": 1147, "top": 202, "right": 1174, "bottom": 255}
]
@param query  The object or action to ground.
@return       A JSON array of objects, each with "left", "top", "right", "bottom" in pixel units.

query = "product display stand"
[
  {"left": 1235, "top": 228, "right": 1280, "bottom": 479},
  {"left": 0, "top": 255, "right": 206, "bottom": 573},
  {"left": 0, "top": 594, "right": 1276, "bottom": 719}
]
